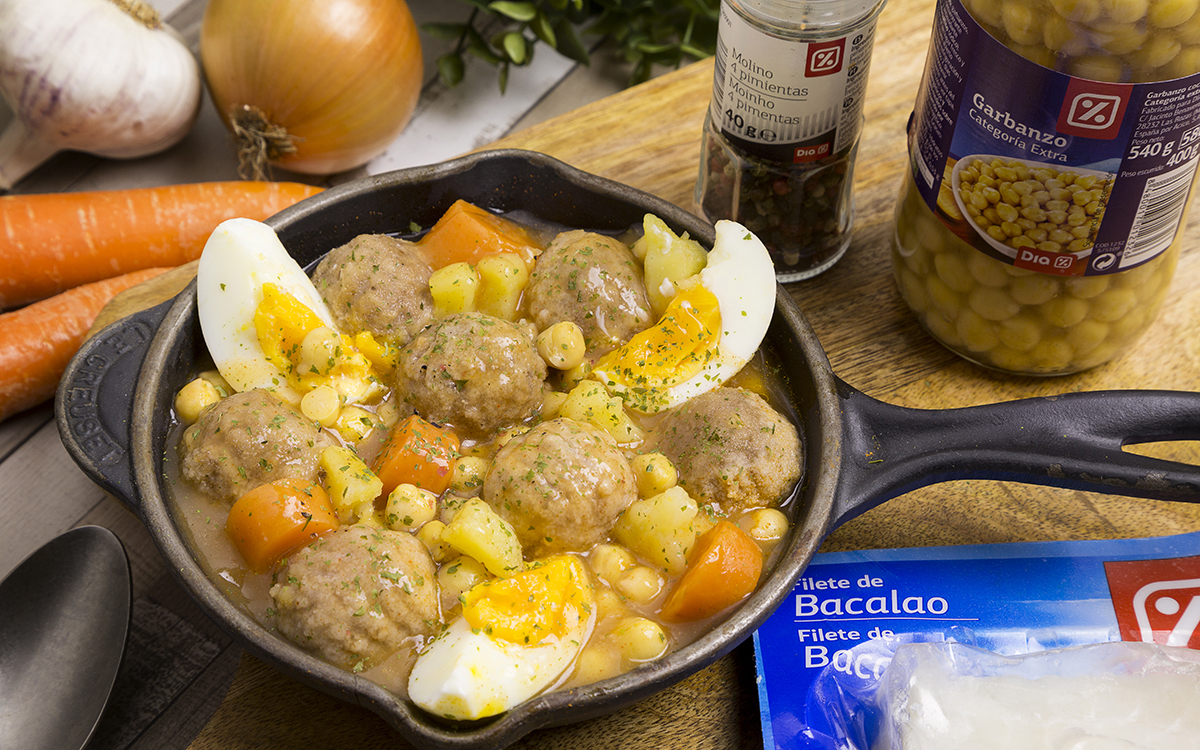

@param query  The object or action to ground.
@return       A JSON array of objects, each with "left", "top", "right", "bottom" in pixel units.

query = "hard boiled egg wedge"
[
  {"left": 197, "top": 217, "right": 388, "bottom": 411},
  {"left": 591, "top": 220, "right": 775, "bottom": 414},
  {"left": 197, "top": 218, "right": 337, "bottom": 404},
  {"left": 408, "top": 555, "right": 596, "bottom": 721}
]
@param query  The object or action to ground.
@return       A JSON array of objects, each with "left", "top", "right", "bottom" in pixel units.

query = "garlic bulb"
[
  {"left": 200, "top": 0, "right": 423, "bottom": 178},
  {"left": 0, "top": 0, "right": 202, "bottom": 189}
]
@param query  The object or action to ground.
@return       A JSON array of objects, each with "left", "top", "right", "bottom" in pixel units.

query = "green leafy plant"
[{"left": 424, "top": 0, "right": 718, "bottom": 92}]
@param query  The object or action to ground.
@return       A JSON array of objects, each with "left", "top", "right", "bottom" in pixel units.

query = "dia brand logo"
[
  {"left": 806, "top": 39, "right": 844, "bottom": 77},
  {"left": 1056, "top": 78, "right": 1129, "bottom": 140},
  {"left": 1105, "top": 554, "right": 1200, "bottom": 649}
]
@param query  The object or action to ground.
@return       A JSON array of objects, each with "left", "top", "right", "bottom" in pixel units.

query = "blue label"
[{"left": 754, "top": 531, "right": 1200, "bottom": 749}]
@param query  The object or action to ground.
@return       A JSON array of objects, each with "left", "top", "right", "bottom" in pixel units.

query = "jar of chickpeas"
[{"left": 892, "top": 0, "right": 1200, "bottom": 375}]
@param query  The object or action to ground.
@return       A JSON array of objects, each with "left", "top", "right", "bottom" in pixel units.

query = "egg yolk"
[
  {"left": 252, "top": 283, "right": 391, "bottom": 405},
  {"left": 461, "top": 556, "right": 592, "bottom": 645},
  {"left": 592, "top": 283, "right": 721, "bottom": 413},
  {"left": 254, "top": 283, "right": 323, "bottom": 372}
]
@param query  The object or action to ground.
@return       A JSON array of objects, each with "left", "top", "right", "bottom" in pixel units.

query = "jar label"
[
  {"left": 908, "top": 0, "right": 1200, "bottom": 276},
  {"left": 711, "top": 4, "right": 879, "bottom": 163}
]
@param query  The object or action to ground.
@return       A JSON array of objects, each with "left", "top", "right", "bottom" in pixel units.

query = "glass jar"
[
  {"left": 696, "top": 0, "right": 887, "bottom": 282},
  {"left": 893, "top": 0, "right": 1200, "bottom": 376}
]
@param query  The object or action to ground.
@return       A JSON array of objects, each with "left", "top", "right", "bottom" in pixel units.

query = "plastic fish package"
[
  {"left": 871, "top": 640, "right": 1200, "bottom": 750},
  {"left": 752, "top": 530, "right": 1200, "bottom": 749}
]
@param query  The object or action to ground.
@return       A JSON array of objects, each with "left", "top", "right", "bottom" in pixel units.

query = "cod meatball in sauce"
[
  {"left": 310, "top": 233, "right": 435, "bottom": 346},
  {"left": 166, "top": 204, "right": 803, "bottom": 722}
]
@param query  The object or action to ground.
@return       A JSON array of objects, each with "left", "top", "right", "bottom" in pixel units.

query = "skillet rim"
[{"left": 123, "top": 149, "right": 844, "bottom": 749}]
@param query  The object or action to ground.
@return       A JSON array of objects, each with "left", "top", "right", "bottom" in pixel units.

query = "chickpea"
[
  {"left": 957, "top": 158, "right": 1111, "bottom": 257},
  {"left": 174, "top": 377, "right": 222, "bottom": 424},
  {"left": 198, "top": 370, "right": 231, "bottom": 396},
  {"left": 385, "top": 484, "right": 438, "bottom": 531},
  {"left": 416, "top": 520, "right": 455, "bottom": 563},
  {"left": 1100, "top": 0, "right": 1149, "bottom": 24},
  {"left": 437, "top": 555, "right": 490, "bottom": 611},
  {"left": 892, "top": 172, "right": 1179, "bottom": 376},
  {"left": 572, "top": 644, "right": 622, "bottom": 685},
  {"left": 630, "top": 452, "right": 678, "bottom": 498},
  {"left": 611, "top": 617, "right": 669, "bottom": 663},
  {"left": 736, "top": 508, "right": 789, "bottom": 544},
  {"left": 956, "top": 308, "right": 1001, "bottom": 352},
  {"left": 589, "top": 543, "right": 636, "bottom": 586},
  {"left": 536, "top": 321, "right": 586, "bottom": 370},
  {"left": 593, "top": 586, "right": 630, "bottom": 621},
  {"left": 449, "top": 456, "right": 489, "bottom": 496},
  {"left": 300, "top": 385, "right": 341, "bottom": 426},
  {"left": 298, "top": 327, "right": 340, "bottom": 376},
  {"left": 615, "top": 566, "right": 663, "bottom": 604}
]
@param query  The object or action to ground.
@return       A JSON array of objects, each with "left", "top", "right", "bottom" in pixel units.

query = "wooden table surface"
[{"left": 8, "top": 0, "right": 1200, "bottom": 747}]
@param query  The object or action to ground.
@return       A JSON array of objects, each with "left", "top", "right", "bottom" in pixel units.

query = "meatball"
[
  {"left": 483, "top": 418, "right": 637, "bottom": 556},
  {"left": 310, "top": 233, "right": 434, "bottom": 346},
  {"left": 525, "top": 230, "right": 653, "bottom": 354},
  {"left": 648, "top": 387, "right": 802, "bottom": 513},
  {"left": 393, "top": 312, "right": 547, "bottom": 440},
  {"left": 270, "top": 525, "right": 439, "bottom": 671},
  {"left": 178, "top": 389, "right": 334, "bottom": 502}
]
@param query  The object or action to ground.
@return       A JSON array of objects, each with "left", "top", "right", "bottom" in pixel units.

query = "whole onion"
[{"left": 200, "top": 0, "right": 423, "bottom": 178}]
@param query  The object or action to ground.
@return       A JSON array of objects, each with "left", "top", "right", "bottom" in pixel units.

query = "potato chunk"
[
  {"left": 475, "top": 253, "right": 528, "bottom": 321},
  {"left": 632, "top": 214, "right": 708, "bottom": 317},
  {"left": 320, "top": 445, "right": 383, "bottom": 525},
  {"left": 613, "top": 486, "right": 699, "bottom": 574},
  {"left": 440, "top": 497, "right": 524, "bottom": 577},
  {"left": 429, "top": 261, "right": 480, "bottom": 317},
  {"left": 560, "top": 380, "right": 643, "bottom": 446}
]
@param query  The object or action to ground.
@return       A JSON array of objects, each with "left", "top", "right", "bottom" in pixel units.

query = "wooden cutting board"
[{"left": 146, "top": 1, "right": 1200, "bottom": 747}]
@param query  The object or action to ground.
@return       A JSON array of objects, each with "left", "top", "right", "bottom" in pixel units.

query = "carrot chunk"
[
  {"left": 372, "top": 414, "right": 461, "bottom": 498},
  {"left": 226, "top": 478, "right": 339, "bottom": 573},
  {"left": 417, "top": 199, "right": 542, "bottom": 267},
  {"left": 659, "top": 520, "right": 764, "bottom": 622}
]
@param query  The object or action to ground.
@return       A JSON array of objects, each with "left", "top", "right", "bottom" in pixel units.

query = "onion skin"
[{"left": 200, "top": 0, "right": 424, "bottom": 177}]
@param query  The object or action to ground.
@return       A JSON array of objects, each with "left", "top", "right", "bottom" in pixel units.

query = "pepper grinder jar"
[{"left": 695, "top": 0, "right": 888, "bottom": 282}]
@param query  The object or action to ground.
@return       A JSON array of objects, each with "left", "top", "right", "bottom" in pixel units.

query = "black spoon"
[{"left": 0, "top": 526, "right": 131, "bottom": 750}]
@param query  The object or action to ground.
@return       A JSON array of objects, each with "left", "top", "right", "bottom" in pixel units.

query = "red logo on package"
[
  {"left": 1056, "top": 79, "right": 1130, "bottom": 140},
  {"left": 1104, "top": 554, "right": 1200, "bottom": 649},
  {"left": 806, "top": 40, "right": 845, "bottom": 78}
]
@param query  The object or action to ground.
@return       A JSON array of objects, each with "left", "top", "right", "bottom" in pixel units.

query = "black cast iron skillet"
[{"left": 56, "top": 150, "right": 1200, "bottom": 750}]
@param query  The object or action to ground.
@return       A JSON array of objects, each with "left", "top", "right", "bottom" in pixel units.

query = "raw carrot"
[
  {"left": 659, "top": 520, "right": 763, "bottom": 622},
  {"left": 226, "top": 478, "right": 339, "bottom": 573},
  {"left": 417, "top": 199, "right": 543, "bottom": 268},
  {"left": 0, "top": 180, "right": 323, "bottom": 309},
  {"left": 0, "top": 266, "right": 171, "bottom": 423},
  {"left": 373, "top": 414, "right": 461, "bottom": 498}
]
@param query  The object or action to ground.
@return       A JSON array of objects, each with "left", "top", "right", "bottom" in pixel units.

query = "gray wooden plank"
[
  {"left": 0, "top": 421, "right": 109, "bottom": 578},
  {"left": 0, "top": 402, "right": 51, "bottom": 461}
]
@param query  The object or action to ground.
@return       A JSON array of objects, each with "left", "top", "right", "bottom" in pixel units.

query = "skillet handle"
[
  {"left": 831, "top": 377, "right": 1200, "bottom": 528},
  {"left": 55, "top": 299, "right": 172, "bottom": 516}
]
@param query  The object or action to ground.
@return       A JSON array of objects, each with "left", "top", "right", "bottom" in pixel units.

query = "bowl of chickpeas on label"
[{"left": 951, "top": 155, "right": 1112, "bottom": 264}]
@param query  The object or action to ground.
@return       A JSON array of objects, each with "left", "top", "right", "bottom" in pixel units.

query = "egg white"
[
  {"left": 408, "top": 559, "right": 596, "bottom": 721},
  {"left": 592, "top": 220, "right": 776, "bottom": 413},
  {"left": 196, "top": 218, "right": 337, "bottom": 403}
]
